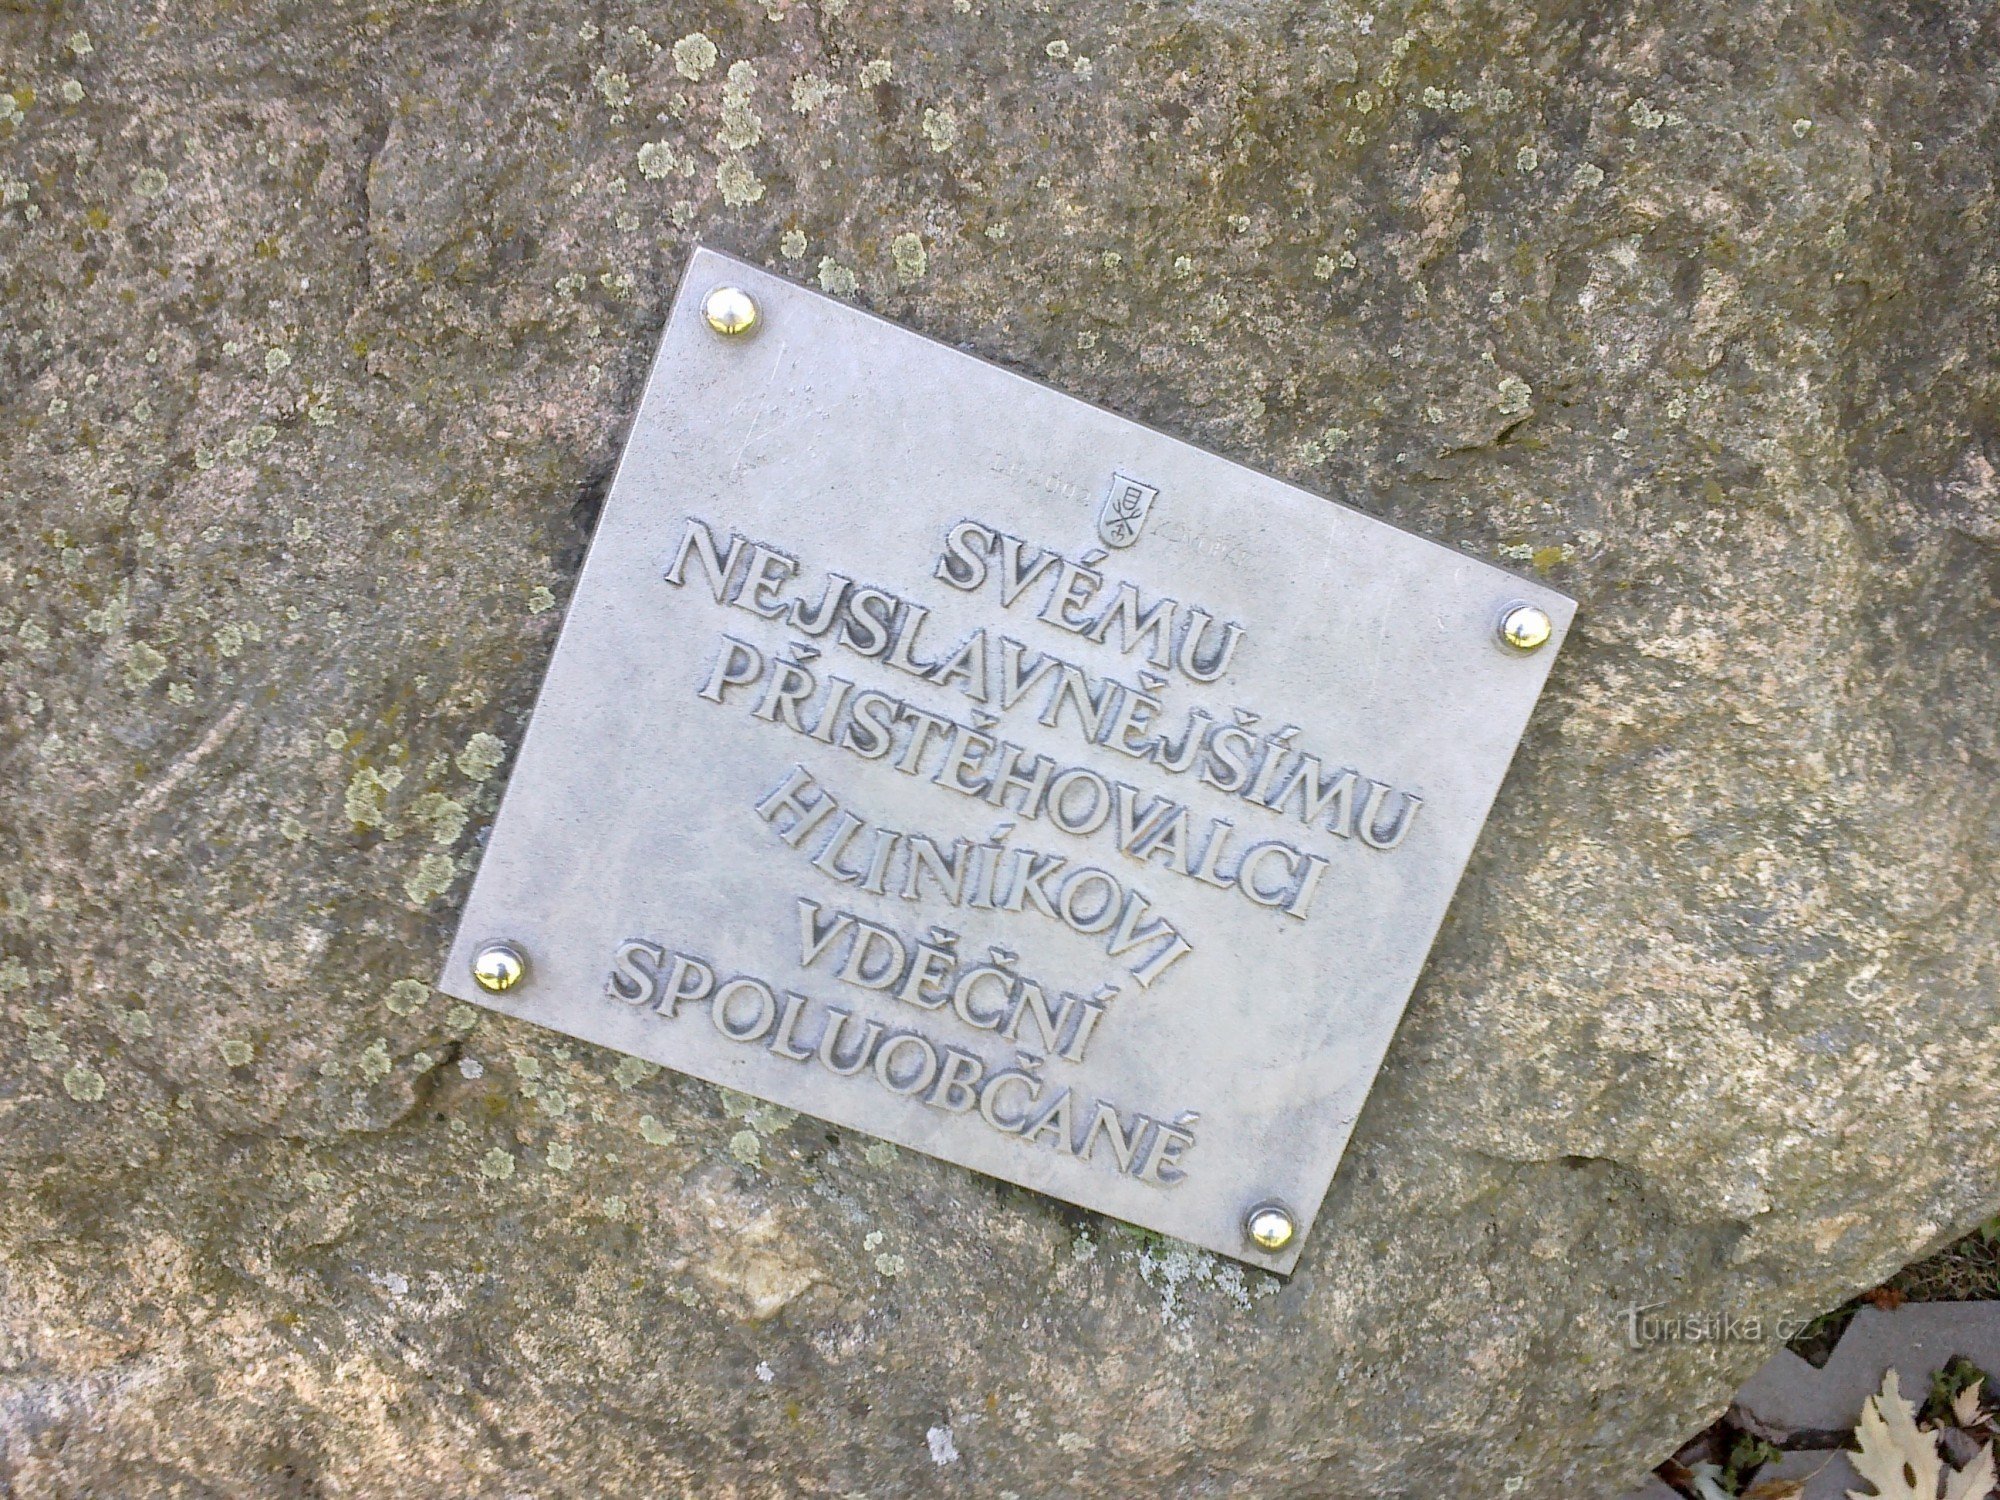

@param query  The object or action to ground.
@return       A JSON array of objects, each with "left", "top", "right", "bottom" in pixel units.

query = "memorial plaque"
[{"left": 439, "top": 246, "right": 1574, "bottom": 1270}]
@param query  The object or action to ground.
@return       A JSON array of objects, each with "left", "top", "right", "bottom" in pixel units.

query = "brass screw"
[
  {"left": 702, "top": 285, "right": 760, "bottom": 337},
  {"left": 471, "top": 942, "right": 527, "bottom": 994},
  {"left": 1245, "top": 1202, "right": 1296, "bottom": 1252},
  {"left": 1498, "top": 603, "right": 1554, "bottom": 653}
]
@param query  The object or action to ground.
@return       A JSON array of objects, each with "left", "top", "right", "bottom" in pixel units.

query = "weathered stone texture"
[{"left": 2, "top": 0, "right": 1997, "bottom": 1494}]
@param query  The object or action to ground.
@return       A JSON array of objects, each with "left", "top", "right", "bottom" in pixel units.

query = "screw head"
[
  {"left": 470, "top": 942, "right": 527, "bottom": 994},
  {"left": 701, "top": 285, "right": 759, "bottom": 337},
  {"left": 1498, "top": 603, "right": 1554, "bottom": 653},
  {"left": 1245, "top": 1202, "right": 1296, "bottom": 1252}
]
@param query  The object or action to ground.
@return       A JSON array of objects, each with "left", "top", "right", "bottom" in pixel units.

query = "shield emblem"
[{"left": 1097, "top": 472, "right": 1159, "bottom": 548}]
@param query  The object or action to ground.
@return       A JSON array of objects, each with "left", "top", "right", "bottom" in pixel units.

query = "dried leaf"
[
  {"left": 1865, "top": 1287, "right": 1910, "bottom": 1311},
  {"left": 1751, "top": 1450, "right": 1849, "bottom": 1499},
  {"left": 1955, "top": 1379, "right": 1987, "bottom": 1429},
  {"left": 1944, "top": 1442, "right": 1996, "bottom": 1500},
  {"left": 1846, "top": 1369, "right": 1996, "bottom": 1500},
  {"left": 1849, "top": 1369, "right": 1941, "bottom": 1499}
]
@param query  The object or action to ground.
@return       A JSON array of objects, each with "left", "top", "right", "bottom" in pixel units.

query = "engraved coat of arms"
[{"left": 1097, "top": 472, "right": 1159, "bottom": 549}]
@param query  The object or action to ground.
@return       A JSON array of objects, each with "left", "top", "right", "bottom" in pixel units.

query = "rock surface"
[{"left": 3, "top": 0, "right": 1999, "bottom": 1495}]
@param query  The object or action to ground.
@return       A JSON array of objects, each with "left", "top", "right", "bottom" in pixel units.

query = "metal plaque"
[{"left": 439, "top": 246, "right": 1573, "bottom": 1270}]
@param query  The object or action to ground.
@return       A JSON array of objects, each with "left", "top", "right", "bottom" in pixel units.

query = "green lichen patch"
[
  {"left": 455, "top": 732, "right": 506, "bottom": 781},
  {"left": 403, "top": 852, "right": 456, "bottom": 906},
  {"left": 344, "top": 766, "right": 400, "bottom": 830},
  {"left": 716, "top": 157, "right": 763, "bottom": 207},
  {"left": 28, "top": 1031, "right": 68, "bottom": 1064},
  {"left": 409, "top": 792, "right": 468, "bottom": 846},
  {"left": 816, "top": 257, "right": 856, "bottom": 296},
  {"left": 384, "top": 978, "right": 430, "bottom": 1015},
  {"left": 671, "top": 31, "right": 717, "bottom": 80},
  {"left": 611, "top": 1055, "right": 660, "bottom": 1089},
  {"left": 891, "top": 232, "right": 927, "bottom": 284},
  {"left": 124, "top": 641, "right": 169, "bottom": 687}
]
